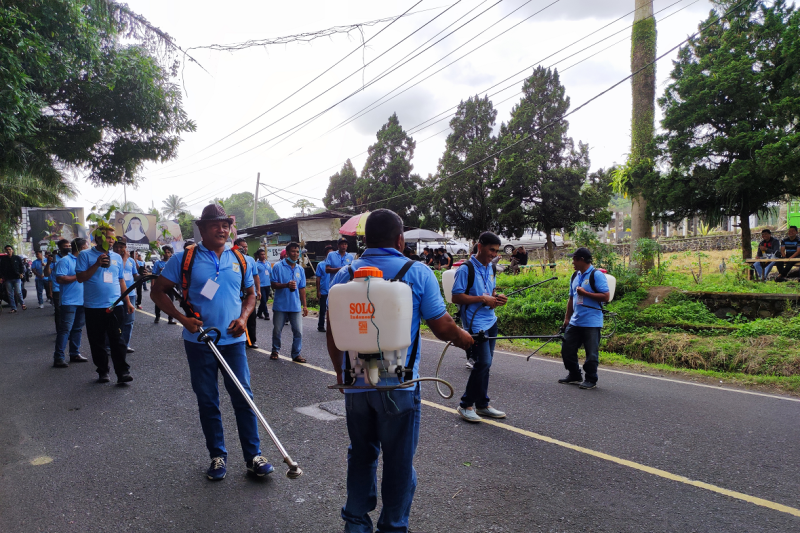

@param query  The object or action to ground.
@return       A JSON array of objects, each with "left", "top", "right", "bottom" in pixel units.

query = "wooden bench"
[{"left": 744, "top": 258, "right": 799, "bottom": 280}]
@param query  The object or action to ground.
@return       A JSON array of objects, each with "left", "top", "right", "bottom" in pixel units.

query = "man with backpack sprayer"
[
  {"left": 150, "top": 204, "right": 274, "bottom": 481},
  {"left": 451, "top": 231, "right": 509, "bottom": 423},
  {"left": 559, "top": 247, "right": 610, "bottom": 390}
]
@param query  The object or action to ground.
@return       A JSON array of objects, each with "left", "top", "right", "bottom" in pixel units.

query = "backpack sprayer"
[
  {"left": 327, "top": 264, "right": 456, "bottom": 398},
  {"left": 106, "top": 269, "right": 303, "bottom": 479}
]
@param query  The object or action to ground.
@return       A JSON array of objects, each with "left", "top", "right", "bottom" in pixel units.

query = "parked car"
[
  {"left": 499, "top": 231, "right": 564, "bottom": 254},
  {"left": 423, "top": 239, "right": 471, "bottom": 255}
]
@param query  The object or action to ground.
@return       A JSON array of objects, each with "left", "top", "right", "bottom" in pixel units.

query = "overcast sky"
[{"left": 74, "top": 0, "right": 717, "bottom": 219}]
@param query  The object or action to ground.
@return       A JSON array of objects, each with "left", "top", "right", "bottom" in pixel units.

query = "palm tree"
[{"left": 161, "top": 194, "right": 188, "bottom": 219}]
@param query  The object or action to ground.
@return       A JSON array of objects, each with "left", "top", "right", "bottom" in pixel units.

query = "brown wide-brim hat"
[{"left": 197, "top": 204, "right": 234, "bottom": 225}]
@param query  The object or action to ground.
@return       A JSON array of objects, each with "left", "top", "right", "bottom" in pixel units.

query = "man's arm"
[
  {"left": 315, "top": 275, "right": 321, "bottom": 294},
  {"left": 452, "top": 292, "right": 503, "bottom": 309},
  {"left": 253, "top": 274, "right": 260, "bottom": 299},
  {"left": 575, "top": 286, "right": 610, "bottom": 303},
  {"left": 427, "top": 313, "right": 474, "bottom": 350},
  {"left": 562, "top": 296, "right": 574, "bottom": 329},
  {"left": 326, "top": 314, "right": 345, "bottom": 386},
  {"left": 119, "top": 279, "right": 135, "bottom": 313},
  {"left": 325, "top": 265, "right": 341, "bottom": 274},
  {"left": 151, "top": 276, "right": 203, "bottom": 332},
  {"left": 76, "top": 255, "right": 105, "bottom": 283},
  {"left": 228, "top": 286, "right": 256, "bottom": 336},
  {"left": 299, "top": 287, "right": 308, "bottom": 317}
]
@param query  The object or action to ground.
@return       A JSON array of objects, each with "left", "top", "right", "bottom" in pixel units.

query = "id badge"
[
  {"left": 124, "top": 272, "right": 133, "bottom": 282},
  {"left": 103, "top": 271, "right": 113, "bottom": 284},
  {"left": 576, "top": 293, "right": 584, "bottom": 305},
  {"left": 200, "top": 279, "right": 220, "bottom": 300}
]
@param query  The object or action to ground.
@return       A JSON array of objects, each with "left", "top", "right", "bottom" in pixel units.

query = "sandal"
[
  {"left": 269, "top": 352, "right": 279, "bottom": 360},
  {"left": 292, "top": 356, "right": 307, "bottom": 364},
  {"left": 21, "top": 304, "right": 26, "bottom": 310}
]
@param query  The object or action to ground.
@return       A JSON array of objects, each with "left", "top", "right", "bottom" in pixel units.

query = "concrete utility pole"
[
  {"left": 253, "top": 172, "right": 260, "bottom": 227},
  {"left": 630, "top": 0, "right": 656, "bottom": 265}
]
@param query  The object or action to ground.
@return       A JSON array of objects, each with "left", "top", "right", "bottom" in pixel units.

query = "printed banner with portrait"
[
  {"left": 155, "top": 219, "right": 184, "bottom": 251},
  {"left": 24, "top": 208, "right": 87, "bottom": 252},
  {"left": 114, "top": 212, "right": 157, "bottom": 251}
]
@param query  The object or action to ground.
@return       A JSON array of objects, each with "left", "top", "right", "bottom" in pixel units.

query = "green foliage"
[
  {"left": 292, "top": 199, "right": 316, "bottom": 216},
  {"left": 176, "top": 212, "right": 194, "bottom": 240},
  {"left": 212, "top": 192, "right": 278, "bottom": 228},
  {"left": 428, "top": 95, "right": 499, "bottom": 240},
  {"left": 637, "top": 293, "right": 722, "bottom": 325},
  {"left": 161, "top": 194, "right": 188, "bottom": 219},
  {"left": 323, "top": 159, "right": 359, "bottom": 211},
  {"left": 86, "top": 204, "right": 118, "bottom": 252}
]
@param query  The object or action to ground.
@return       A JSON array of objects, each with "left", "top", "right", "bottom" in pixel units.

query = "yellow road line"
[{"left": 135, "top": 308, "right": 800, "bottom": 519}]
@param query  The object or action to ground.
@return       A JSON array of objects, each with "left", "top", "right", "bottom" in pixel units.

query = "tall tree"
[
  {"left": 323, "top": 159, "right": 359, "bottom": 210},
  {"left": 355, "top": 114, "right": 423, "bottom": 224},
  {"left": 492, "top": 67, "right": 611, "bottom": 262},
  {"left": 213, "top": 192, "right": 278, "bottom": 228},
  {"left": 292, "top": 199, "right": 316, "bottom": 216},
  {"left": 161, "top": 194, "right": 188, "bottom": 219},
  {"left": 429, "top": 95, "right": 499, "bottom": 240},
  {"left": 645, "top": 0, "right": 800, "bottom": 260}
]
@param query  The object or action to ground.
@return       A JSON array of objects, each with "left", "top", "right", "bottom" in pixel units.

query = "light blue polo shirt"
[
  {"left": 242, "top": 254, "right": 257, "bottom": 296},
  {"left": 123, "top": 257, "right": 137, "bottom": 286},
  {"left": 569, "top": 266, "right": 609, "bottom": 328},
  {"left": 452, "top": 256, "right": 498, "bottom": 333},
  {"left": 315, "top": 261, "right": 329, "bottom": 295},
  {"left": 330, "top": 247, "right": 447, "bottom": 393},
  {"left": 31, "top": 258, "right": 45, "bottom": 279},
  {"left": 50, "top": 255, "right": 61, "bottom": 292},
  {"left": 76, "top": 248, "right": 124, "bottom": 309},
  {"left": 161, "top": 243, "right": 254, "bottom": 345},
  {"left": 256, "top": 260, "right": 272, "bottom": 288},
  {"left": 325, "top": 250, "right": 354, "bottom": 285},
  {"left": 271, "top": 259, "right": 306, "bottom": 313},
  {"left": 54, "top": 254, "right": 83, "bottom": 306},
  {"left": 152, "top": 259, "right": 168, "bottom": 276}
]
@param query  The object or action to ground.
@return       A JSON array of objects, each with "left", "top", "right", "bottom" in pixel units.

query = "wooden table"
[{"left": 745, "top": 258, "right": 799, "bottom": 280}]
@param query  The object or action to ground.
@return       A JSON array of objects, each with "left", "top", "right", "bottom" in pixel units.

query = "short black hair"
[
  {"left": 337, "top": 237, "right": 348, "bottom": 245},
  {"left": 57, "top": 239, "right": 70, "bottom": 248},
  {"left": 71, "top": 238, "right": 87, "bottom": 252},
  {"left": 761, "top": 228, "right": 771, "bottom": 234},
  {"left": 234, "top": 237, "right": 247, "bottom": 246},
  {"left": 5, "top": 244, "right": 13, "bottom": 250},
  {"left": 478, "top": 231, "right": 501, "bottom": 246},
  {"left": 324, "top": 244, "right": 334, "bottom": 252},
  {"left": 365, "top": 209, "right": 403, "bottom": 248},
  {"left": 790, "top": 226, "right": 798, "bottom": 231},
  {"left": 161, "top": 245, "right": 173, "bottom": 253},
  {"left": 286, "top": 242, "right": 300, "bottom": 252},
  {"left": 254, "top": 248, "right": 264, "bottom": 258}
]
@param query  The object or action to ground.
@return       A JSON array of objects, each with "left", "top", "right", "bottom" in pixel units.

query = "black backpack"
[{"left": 458, "top": 260, "right": 497, "bottom": 332}]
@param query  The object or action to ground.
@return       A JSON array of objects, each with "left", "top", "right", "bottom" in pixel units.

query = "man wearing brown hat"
[{"left": 150, "top": 204, "right": 273, "bottom": 480}]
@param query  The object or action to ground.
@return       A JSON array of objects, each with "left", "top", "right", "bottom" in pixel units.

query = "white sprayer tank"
[
  {"left": 442, "top": 268, "right": 457, "bottom": 304},
  {"left": 328, "top": 267, "right": 413, "bottom": 384}
]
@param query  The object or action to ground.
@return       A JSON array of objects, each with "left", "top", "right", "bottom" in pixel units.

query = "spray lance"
[{"left": 327, "top": 266, "right": 457, "bottom": 398}]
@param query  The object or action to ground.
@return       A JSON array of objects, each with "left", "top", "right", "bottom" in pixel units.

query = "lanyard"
[
  {"left": 284, "top": 259, "right": 297, "bottom": 279},
  {"left": 338, "top": 252, "right": 349, "bottom": 266},
  {"left": 471, "top": 257, "right": 491, "bottom": 295},
  {"left": 577, "top": 267, "right": 593, "bottom": 293},
  {"left": 207, "top": 250, "right": 220, "bottom": 280}
]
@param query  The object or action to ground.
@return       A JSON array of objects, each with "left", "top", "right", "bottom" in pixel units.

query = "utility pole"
[
  {"left": 253, "top": 172, "right": 260, "bottom": 227},
  {"left": 123, "top": 184, "right": 127, "bottom": 210}
]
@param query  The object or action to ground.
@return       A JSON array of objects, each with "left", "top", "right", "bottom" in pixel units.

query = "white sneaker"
[
  {"left": 457, "top": 406, "right": 482, "bottom": 423},
  {"left": 38, "top": 304, "right": 44, "bottom": 309},
  {"left": 476, "top": 406, "right": 506, "bottom": 419},
  {"left": 465, "top": 358, "right": 475, "bottom": 369}
]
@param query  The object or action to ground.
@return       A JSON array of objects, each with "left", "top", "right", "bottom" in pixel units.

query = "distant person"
[
  {"left": 325, "top": 237, "right": 354, "bottom": 286},
  {"left": 113, "top": 238, "right": 138, "bottom": 353},
  {"left": 76, "top": 226, "right": 134, "bottom": 384},
  {"left": 152, "top": 246, "right": 175, "bottom": 324},
  {"left": 133, "top": 251, "right": 146, "bottom": 309},
  {"left": 1, "top": 245, "right": 26, "bottom": 312},
  {"left": 315, "top": 244, "right": 333, "bottom": 333},
  {"left": 233, "top": 238, "right": 260, "bottom": 349},
  {"left": 776, "top": 226, "right": 800, "bottom": 282},
  {"left": 559, "top": 247, "right": 610, "bottom": 390},
  {"left": 439, "top": 247, "right": 453, "bottom": 270},
  {"left": 46, "top": 239, "right": 71, "bottom": 326},
  {"left": 31, "top": 251, "right": 47, "bottom": 308},
  {"left": 509, "top": 246, "right": 528, "bottom": 275},
  {"left": 270, "top": 242, "right": 308, "bottom": 363},
  {"left": 754, "top": 229, "right": 780, "bottom": 281},
  {"left": 255, "top": 248, "right": 272, "bottom": 321},
  {"left": 52, "top": 238, "right": 90, "bottom": 367}
]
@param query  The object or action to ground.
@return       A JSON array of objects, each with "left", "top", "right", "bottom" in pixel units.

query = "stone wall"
[
  {"left": 611, "top": 231, "right": 788, "bottom": 256},
  {"left": 685, "top": 291, "right": 800, "bottom": 319}
]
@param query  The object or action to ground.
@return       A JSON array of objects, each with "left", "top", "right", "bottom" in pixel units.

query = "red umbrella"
[{"left": 339, "top": 212, "right": 370, "bottom": 236}]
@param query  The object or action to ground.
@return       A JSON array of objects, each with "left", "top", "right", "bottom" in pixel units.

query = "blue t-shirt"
[
  {"left": 123, "top": 257, "right": 137, "bottom": 286},
  {"left": 452, "top": 256, "right": 498, "bottom": 333},
  {"left": 256, "top": 260, "right": 272, "bottom": 288},
  {"left": 271, "top": 259, "right": 307, "bottom": 313},
  {"left": 315, "top": 261, "right": 329, "bottom": 295},
  {"left": 50, "top": 255, "right": 60, "bottom": 292},
  {"left": 325, "top": 251, "right": 354, "bottom": 285},
  {"left": 161, "top": 243, "right": 254, "bottom": 345},
  {"left": 31, "top": 259, "right": 45, "bottom": 279},
  {"left": 330, "top": 248, "right": 447, "bottom": 393},
  {"left": 54, "top": 254, "right": 83, "bottom": 306},
  {"left": 152, "top": 259, "right": 168, "bottom": 276},
  {"left": 76, "top": 248, "right": 125, "bottom": 309},
  {"left": 242, "top": 255, "right": 257, "bottom": 296},
  {"left": 569, "top": 266, "right": 609, "bottom": 328}
]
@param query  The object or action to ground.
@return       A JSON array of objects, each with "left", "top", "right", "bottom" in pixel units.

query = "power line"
[{"left": 343, "top": 0, "right": 751, "bottom": 211}]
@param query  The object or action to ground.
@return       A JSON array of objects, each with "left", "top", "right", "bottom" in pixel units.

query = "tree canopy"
[
  {"left": 323, "top": 159, "right": 359, "bottom": 211},
  {"left": 213, "top": 192, "right": 278, "bottom": 228},
  {"left": 645, "top": 0, "right": 800, "bottom": 259}
]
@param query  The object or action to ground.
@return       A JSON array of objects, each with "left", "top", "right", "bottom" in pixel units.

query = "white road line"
[{"left": 420, "top": 336, "right": 800, "bottom": 403}]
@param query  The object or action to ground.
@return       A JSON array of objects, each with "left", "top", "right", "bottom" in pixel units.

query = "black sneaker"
[
  {"left": 558, "top": 374, "right": 583, "bottom": 385},
  {"left": 153, "top": 317, "right": 159, "bottom": 323},
  {"left": 317, "top": 327, "right": 326, "bottom": 332},
  {"left": 264, "top": 316, "right": 270, "bottom": 321},
  {"left": 247, "top": 343, "right": 259, "bottom": 349},
  {"left": 579, "top": 380, "right": 597, "bottom": 390},
  {"left": 53, "top": 359, "right": 69, "bottom": 368},
  {"left": 117, "top": 374, "right": 133, "bottom": 384},
  {"left": 207, "top": 457, "right": 226, "bottom": 481},
  {"left": 246, "top": 456, "right": 274, "bottom": 477},
  {"left": 97, "top": 373, "right": 110, "bottom": 383}
]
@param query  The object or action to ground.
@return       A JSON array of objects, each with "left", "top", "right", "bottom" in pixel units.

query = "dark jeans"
[
  {"left": 154, "top": 292, "right": 174, "bottom": 319},
  {"left": 257, "top": 287, "right": 271, "bottom": 318},
  {"left": 35, "top": 278, "right": 45, "bottom": 305},
  {"left": 3, "top": 279, "right": 23, "bottom": 310},
  {"left": 121, "top": 304, "right": 135, "bottom": 347},
  {"left": 777, "top": 260, "right": 799, "bottom": 278},
  {"left": 135, "top": 283, "right": 142, "bottom": 306},
  {"left": 561, "top": 325, "right": 601, "bottom": 383},
  {"left": 54, "top": 304, "right": 85, "bottom": 362},
  {"left": 184, "top": 340, "right": 261, "bottom": 462},
  {"left": 52, "top": 291, "right": 61, "bottom": 326},
  {"left": 318, "top": 293, "right": 328, "bottom": 329},
  {"left": 460, "top": 321, "right": 498, "bottom": 410},
  {"left": 84, "top": 306, "right": 130, "bottom": 377},
  {"left": 342, "top": 386, "right": 421, "bottom": 533},
  {"left": 246, "top": 307, "right": 257, "bottom": 345}
]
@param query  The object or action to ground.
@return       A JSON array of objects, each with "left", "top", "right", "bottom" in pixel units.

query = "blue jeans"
[
  {"left": 342, "top": 386, "right": 422, "bottom": 533},
  {"left": 561, "top": 325, "right": 602, "bottom": 383},
  {"left": 754, "top": 258, "right": 777, "bottom": 280},
  {"left": 184, "top": 341, "right": 261, "bottom": 462},
  {"left": 35, "top": 278, "right": 45, "bottom": 305},
  {"left": 318, "top": 293, "right": 328, "bottom": 329},
  {"left": 54, "top": 305, "right": 85, "bottom": 362},
  {"left": 121, "top": 305, "right": 135, "bottom": 347},
  {"left": 4, "top": 279, "right": 23, "bottom": 310},
  {"left": 257, "top": 287, "right": 271, "bottom": 318},
  {"left": 460, "top": 321, "right": 498, "bottom": 409},
  {"left": 272, "top": 310, "right": 302, "bottom": 357}
]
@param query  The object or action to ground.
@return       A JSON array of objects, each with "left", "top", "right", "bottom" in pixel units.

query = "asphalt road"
[{"left": 1, "top": 291, "right": 799, "bottom": 533}]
